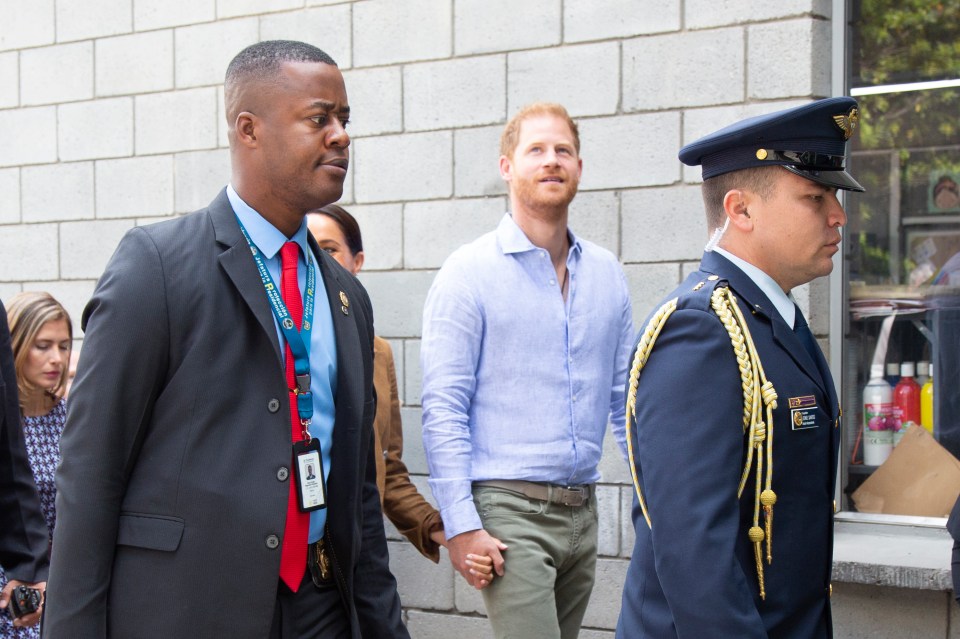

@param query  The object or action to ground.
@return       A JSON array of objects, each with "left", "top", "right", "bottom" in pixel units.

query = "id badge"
[{"left": 293, "top": 439, "right": 326, "bottom": 512}]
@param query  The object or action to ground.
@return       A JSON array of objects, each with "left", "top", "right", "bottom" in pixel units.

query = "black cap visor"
[{"left": 781, "top": 164, "right": 865, "bottom": 192}]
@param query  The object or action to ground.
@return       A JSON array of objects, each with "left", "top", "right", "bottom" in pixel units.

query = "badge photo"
[{"left": 293, "top": 438, "right": 326, "bottom": 511}]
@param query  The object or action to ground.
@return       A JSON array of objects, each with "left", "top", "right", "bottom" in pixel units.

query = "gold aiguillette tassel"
[
  {"left": 761, "top": 489, "right": 776, "bottom": 564},
  {"left": 748, "top": 525, "right": 766, "bottom": 600}
]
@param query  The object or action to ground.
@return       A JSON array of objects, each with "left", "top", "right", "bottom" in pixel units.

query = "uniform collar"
[
  {"left": 713, "top": 247, "right": 797, "bottom": 328},
  {"left": 226, "top": 184, "right": 309, "bottom": 260}
]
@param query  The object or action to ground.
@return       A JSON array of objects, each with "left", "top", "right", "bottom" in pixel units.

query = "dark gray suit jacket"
[
  {"left": 0, "top": 300, "right": 50, "bottom": 584},
  {"left": 43, "top": 190, "right": 407, "bottom": 638},
  {"left": 948, "top": 495, "right": 960, "bottom": 604}
]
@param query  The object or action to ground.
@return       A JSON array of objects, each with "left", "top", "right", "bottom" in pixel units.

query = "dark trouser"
[{"left": 269, "top": 548, "right": 350, "bottom": 639}]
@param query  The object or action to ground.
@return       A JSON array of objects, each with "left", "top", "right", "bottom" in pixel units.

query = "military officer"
[{"left": 616, "top": 97, "right": 864, "bottom": 639}]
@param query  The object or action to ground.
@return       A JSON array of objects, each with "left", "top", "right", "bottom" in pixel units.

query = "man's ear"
[
  {"left": 498, "top": 155, "right": 512, "bottom": 183},
  {"left": 722, "top": 189, "right": 753, "bottom": 231},
  {"left": 235, "top": 112, "right": 259, "bottom": 148}
]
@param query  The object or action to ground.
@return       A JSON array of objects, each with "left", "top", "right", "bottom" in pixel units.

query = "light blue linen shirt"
[
  {"left": 227, "top": 185, "right": 337, "bottom": 543},
  {"left": 421, "top": 213, "right": 634, "bottom": 538}
]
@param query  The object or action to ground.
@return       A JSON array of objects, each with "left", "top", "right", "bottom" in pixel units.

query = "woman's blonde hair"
[{"left": 6, "top": 291, "right": 73, "bottom": 405}]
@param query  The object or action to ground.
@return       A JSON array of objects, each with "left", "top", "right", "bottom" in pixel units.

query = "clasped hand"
[{"left": 445, "top": 528, "right": 507, "bottom": 590}]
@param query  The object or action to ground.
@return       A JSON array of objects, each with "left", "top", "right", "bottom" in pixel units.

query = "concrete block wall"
[{"left": 2, "top": 1, "right": 910, "bottom": 636}]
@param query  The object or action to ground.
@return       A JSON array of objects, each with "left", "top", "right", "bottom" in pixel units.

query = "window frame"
[{"left": 831, "top": 0, "right": 959, "bottom": 529}]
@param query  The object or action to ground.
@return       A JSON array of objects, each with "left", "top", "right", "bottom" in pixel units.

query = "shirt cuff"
[{"left": 438, "top": 495, "right": 483, "bottom": 539}]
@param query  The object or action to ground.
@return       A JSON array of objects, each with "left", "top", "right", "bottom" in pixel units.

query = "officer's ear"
[{"left": 723, "top": 189, "right": 754, "bottom": 231}]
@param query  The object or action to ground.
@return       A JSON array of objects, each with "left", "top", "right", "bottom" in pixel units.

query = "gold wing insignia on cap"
[{"left": 832, "top": 107, "right": 859, "bottom": 140}]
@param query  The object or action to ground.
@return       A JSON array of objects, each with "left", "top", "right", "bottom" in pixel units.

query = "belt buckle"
[
  {"left": 561, "top": 486, "right": 586, "bottom": 507},
  {"left": 308, "top": 539, "right": 332, "bottom": 587}
]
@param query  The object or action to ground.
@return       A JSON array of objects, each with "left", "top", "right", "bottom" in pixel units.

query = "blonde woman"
[{"left": 0, "top": 292, "right": 71, "bottom": 639}]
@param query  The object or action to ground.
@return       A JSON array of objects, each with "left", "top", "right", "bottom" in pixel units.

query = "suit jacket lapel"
[
  {"left": 210, "top": 188, "right": 283, "bottom": 364},
  {"left": 210, "top": 193, "right": 365, "bottom": 435}
]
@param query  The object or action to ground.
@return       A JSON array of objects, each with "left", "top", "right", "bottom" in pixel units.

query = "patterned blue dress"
[{"left": 0, "top": 398, "right": 64, "bottom": 638}]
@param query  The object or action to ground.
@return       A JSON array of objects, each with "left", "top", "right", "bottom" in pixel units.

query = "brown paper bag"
[{"left": 851, "top": 424, "right": 960, "bottom": 517}]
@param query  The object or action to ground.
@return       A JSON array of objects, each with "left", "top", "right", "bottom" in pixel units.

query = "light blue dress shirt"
[
  {"left": 421, "top": 213, "right": 634, "bottom": 538},
  {"left": 227, "top": 185, "right": 337, "bottom": 544}
]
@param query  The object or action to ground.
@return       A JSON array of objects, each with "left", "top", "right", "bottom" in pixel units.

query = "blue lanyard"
[{"left": 235, "top": 217, "right": 316, "bottom": 427}]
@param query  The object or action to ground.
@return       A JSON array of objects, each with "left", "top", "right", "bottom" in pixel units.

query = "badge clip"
[{"left": 295, "top": 373, "right": 311, "bottom": 394}]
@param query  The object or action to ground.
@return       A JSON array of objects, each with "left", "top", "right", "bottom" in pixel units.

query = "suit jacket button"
[
  {"left": 277, "top": 467, "right": 289, "bottom": 481},
  {"left": 268, "top": 399, "right": 281, "bottom": 413},
  {"left": 266, "top": 534, "right": 280, "bottom": 549}
]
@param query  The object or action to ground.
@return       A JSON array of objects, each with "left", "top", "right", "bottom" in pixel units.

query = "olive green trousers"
[{"left": 473, "top": 485, "right": 598, "bottom": 639}]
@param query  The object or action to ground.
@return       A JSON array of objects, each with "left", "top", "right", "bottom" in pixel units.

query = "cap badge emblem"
[{"left": 832, "top": 107, "right": 859, "bottom": 140}]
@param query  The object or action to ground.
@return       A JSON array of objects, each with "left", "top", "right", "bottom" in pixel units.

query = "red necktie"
[{"left": 279, "top": 241, "right": 308, "bottom": 591}]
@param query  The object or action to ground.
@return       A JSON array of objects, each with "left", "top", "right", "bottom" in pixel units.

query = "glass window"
[{"left": 841, "top": 0, "right": 960, "bottom": 517}]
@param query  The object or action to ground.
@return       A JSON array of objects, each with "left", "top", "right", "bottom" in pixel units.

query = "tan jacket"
[{"left": 373, "top": 336, "right": 443, "bottom": 561}]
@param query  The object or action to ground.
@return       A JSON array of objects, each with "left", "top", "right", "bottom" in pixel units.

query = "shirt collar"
[
  {"left": 226, "top": 184, "right": 309, "bottom": 260},
  {"left": 496, "top": 213, "right": 582, "bottom": 259},
  {"left": 713, "top": 247, "right": 796, "bottom": 327}
]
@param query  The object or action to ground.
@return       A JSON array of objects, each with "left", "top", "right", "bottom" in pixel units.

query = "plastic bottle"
[
  {"left": 863, "top": 364, "right": 894, "bottom": 465},
  {"left": 885, "top": 362, "right": 900, "bottom": 388},
  {"left": 916, "top": 360, "right": 931, "bottom": 388},
  {"left": 921, "top": 367, "right": 934, "bottom": 435},
  {"left": 892, "top": 362, "right": 921, "bottom": 446}
]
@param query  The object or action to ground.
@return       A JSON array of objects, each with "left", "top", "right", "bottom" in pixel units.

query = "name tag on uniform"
[
  {"left": 293, "top": 439, "right": 327, "bottom": 511},
  {"left": 789, "top": 395, "right": 819, "bottom": 430}
]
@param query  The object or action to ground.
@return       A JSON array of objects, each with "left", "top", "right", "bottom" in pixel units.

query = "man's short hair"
[
  {"left": 224, "top": 40, "right": 337, "bottom": 127},
  {"left": 500, "top": 102, "right": 580, "bottom": 159},
  {"left": 701, "top": 166, "right": 778, "bottom": 230},
  {"left": 225, "top": 40, "right": 336, "bottom": 88}
]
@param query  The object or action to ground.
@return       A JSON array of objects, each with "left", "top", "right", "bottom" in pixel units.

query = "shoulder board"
[{"left": 676, "top": 273, "right": 728, "bottom": 312}]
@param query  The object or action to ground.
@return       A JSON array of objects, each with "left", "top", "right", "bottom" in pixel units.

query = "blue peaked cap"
[{"left": 679, "top": 97, "right": 865, "bottom": 192}]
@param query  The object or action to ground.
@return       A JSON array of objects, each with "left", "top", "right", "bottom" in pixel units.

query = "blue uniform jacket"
[{"left": 617, "top": 251, "right": 840, "bottom": 639}]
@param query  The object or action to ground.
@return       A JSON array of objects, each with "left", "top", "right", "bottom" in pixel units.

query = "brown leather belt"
[{"left": 473, "top": 479, "right": 592, "bottom": 507}]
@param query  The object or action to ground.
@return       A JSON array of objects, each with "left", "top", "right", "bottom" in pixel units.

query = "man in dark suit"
[
  {"left": 948, "top": 495, "right": 960, "bottom": 605},
  {"left": 43, "top": 41, "right": 408, "bottom": 639},
  {"left": 0, "top": 299, "right": 48, "bottom": 630},
  {"left": 617, "top": 98, "right": 864, "bottom": 638}
]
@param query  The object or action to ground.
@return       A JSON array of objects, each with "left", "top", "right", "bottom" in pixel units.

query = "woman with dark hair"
[
  {"left": 308, "top": 206, "right": 495, "bottom": 583},
  {"left": 0, "top": 292, "right": 72, "bottom": 638}
]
